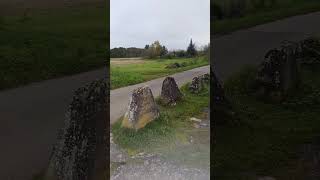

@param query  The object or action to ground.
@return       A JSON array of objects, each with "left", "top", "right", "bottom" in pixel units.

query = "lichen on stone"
[
  {"left": 160, "top": 77, "right": 182, "bottom": 106},
  {"left": 46, "top": 78, "right": 109, "bottom": 180},
  {"left": 122, "top": 86, "right": 159, "bottom": 130}
]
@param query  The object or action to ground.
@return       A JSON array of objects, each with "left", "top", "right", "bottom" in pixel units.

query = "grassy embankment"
[
  {"left": 213, "top": 0, "right": 320, "bottom": 34},
  {"left": 111, "top": 57, "right": 209, "bottom": 89},
  {"left": 0, "top": 2, "right": 107, "bottom": 90},
  {"left": 214, "top": 64, "right": 320, "bottom": 179},
  {"left": 111, "top": 83, "right": 209, "bottom": 155}
]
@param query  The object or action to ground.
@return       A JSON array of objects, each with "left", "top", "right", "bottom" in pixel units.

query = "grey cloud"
[{"left": 111, "top": 0, "right": 210, "bottom": 50}]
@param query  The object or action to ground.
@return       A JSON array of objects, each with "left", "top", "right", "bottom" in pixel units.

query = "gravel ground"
[
  {"left": 110, "top": 109, "right": 210, "bottom": 180},
  {"left": 111, "top": 153, "right": 210, "bottom": 180}
]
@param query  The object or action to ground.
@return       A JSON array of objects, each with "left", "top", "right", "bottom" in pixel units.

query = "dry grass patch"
[{"left": 111, "top": 58, "right": 146, "bottom": 66}]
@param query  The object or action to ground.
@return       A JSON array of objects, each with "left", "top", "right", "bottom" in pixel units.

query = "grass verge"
[
  {"left": 111, "top": 83, "right": 209, "bottom": 154},
  {"left": 111, "top": 57, "right": 209, "bottom": 89},
  {"left": 0, "top": 3, "right": 108, "bottom": 90},
  {"left": 213, "top": 0, "right": 320, "bottom": 35},
  {"left": 214, "top": 64, "right": 320, "bottom": 179}
]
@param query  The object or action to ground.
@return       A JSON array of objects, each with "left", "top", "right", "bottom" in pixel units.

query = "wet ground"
[{"left": 110, "top": 108, "right": 210, "bottom": 180}]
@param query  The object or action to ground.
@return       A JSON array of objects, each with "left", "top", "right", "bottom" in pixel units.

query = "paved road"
[
  {"left": 0, "top": 68, "right": 106, "bottom": 180},
  {"left": 213, "top": 11, "right": 320, "bottom": 80},
  {"left": 110, "top": 66, "right": 210, "bottom": 124}
]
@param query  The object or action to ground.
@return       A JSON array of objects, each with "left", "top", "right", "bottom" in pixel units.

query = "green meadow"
[
  {"left": 213, "top": 0, "right": 320, "bottom": 34},
  {"left": 0, "top": 2, "right": 108, "bottom": 90},
  {"left": 110, "top": 57, "right": 209, "bottom": 89}
]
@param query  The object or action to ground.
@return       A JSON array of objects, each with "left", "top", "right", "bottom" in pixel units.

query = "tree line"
[{"left": 110, "top": 39, "right": 209, "bottom": 59}]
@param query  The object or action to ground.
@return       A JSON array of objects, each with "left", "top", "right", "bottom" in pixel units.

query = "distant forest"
[
  {"left": 110, "top": 47, "right": 145, "bottom": 58},
  {"left": 111, "top": 39, "right": 208, "bottom": 59}
]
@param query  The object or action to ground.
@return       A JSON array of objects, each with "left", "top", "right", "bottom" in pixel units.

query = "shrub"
[
  {"left": 175, "top": 50, "right": 187, "bottom": 58},
  {"left": 160, "top": 53, "right": 173, "bottom": 59},
  {"left": 181, "top": 62, "right": 188, "bottom": 67}
]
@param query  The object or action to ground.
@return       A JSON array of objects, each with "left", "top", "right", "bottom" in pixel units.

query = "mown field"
[
  {"left": 110, "top": 57, "right": 209, "bottom": 89},
  {"left": 213, "top": 0, "right": 320, "bottom": 34},
  {"left": 0, "top": 1, "right": 108, "bottom": 90},
  {"left": 214, "top": 64, "right": 320, "bottom": 179}
]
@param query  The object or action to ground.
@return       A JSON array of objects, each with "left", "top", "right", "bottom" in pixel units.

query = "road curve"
[{"left": 213, "top": 11, "right": 320, "bottom": 80}]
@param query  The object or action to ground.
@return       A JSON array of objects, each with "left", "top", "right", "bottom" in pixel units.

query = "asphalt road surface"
[{"left": 213, "top": 11, "right": 320, "bottom": 80}]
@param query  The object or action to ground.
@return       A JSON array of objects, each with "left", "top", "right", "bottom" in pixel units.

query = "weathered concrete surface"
[
  {"left": 160, "top": 77, "right": 183, "bottom": 105},
  {"left": 45, "top": 79, "right": 108, "bottom": 180},
  {"left": 122, "top": 86, "right": 160, "bottom": 130}
]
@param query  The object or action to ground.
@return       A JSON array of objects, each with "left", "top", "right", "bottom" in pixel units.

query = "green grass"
[
  {"left": 111, "top": 57, "right": 209, "bottom": 89},
  {"left": 111, "top": 83, "right": 209, "bottom": 153},
  {"left": 0, "top": 3, "right": 108, "bottom": 90},
  {"left": 214, "top": 64, "right": 320, "bottom": 179},
  {"left": 213, "top": 0, "right": 320, "bottom": 34}
]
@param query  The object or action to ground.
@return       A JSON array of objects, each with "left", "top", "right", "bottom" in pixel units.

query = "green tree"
[
  {"left": 147, "top": 40, "right": 162, "bottom": 58},
  {"left": 186, "top": 39, "right": 197, "bottom": 57},
  {"left": 160, "top": 45, "right": 168, "bottom": 57}
]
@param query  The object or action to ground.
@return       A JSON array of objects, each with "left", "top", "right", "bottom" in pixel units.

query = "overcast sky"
[{"left": 110, "top": 0, "right": 210, "bottom": 50}]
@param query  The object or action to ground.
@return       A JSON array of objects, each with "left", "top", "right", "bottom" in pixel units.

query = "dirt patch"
[{"left": 111, "top": 58, "right": 146, "bottom": 65}]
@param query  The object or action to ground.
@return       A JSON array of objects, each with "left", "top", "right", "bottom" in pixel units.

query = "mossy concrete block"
[{"left": 122, "top": 86, "right": 160, "bottom": 130}]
